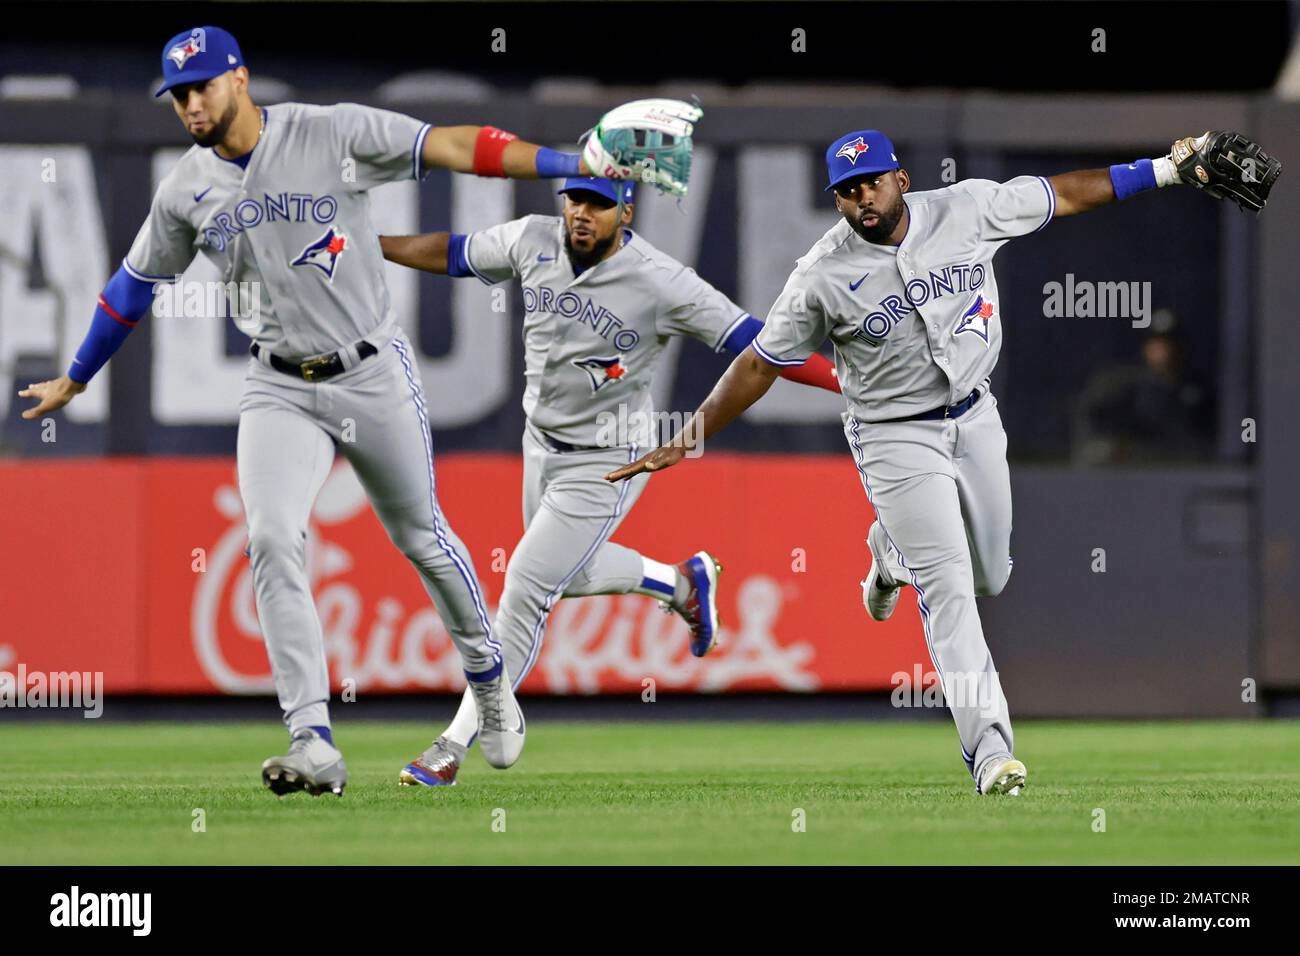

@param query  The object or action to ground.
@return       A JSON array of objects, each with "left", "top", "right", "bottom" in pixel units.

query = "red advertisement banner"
[{"left": 1, "top": 456, "right": 929, "bottom": 695}]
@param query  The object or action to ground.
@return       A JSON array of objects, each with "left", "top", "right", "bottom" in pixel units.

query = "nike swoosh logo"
[
  {"left": 537, "top": 254, "right": 554, "bottom": 262},
  {"left": 193, "top": 186, "right": 213, "bottom": 202},
  {"left": 849, "top": 272, "right": 870, "bottom": 291}
]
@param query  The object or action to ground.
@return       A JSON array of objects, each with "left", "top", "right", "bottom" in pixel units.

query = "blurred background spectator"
[{"left": 1072, "top": 319, "right": 1216, "bottom": 465}]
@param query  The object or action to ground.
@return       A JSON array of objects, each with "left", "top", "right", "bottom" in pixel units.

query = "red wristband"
[
  {"left": 473, "top": 126, "right": 519, "bottom": 178},
  {"left": 778, "top": 352, "right": 841, "bottom": 394}
]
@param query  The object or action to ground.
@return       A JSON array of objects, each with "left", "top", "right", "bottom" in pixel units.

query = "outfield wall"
[{"left": 0, "top": 457, "right": 1257, "bottom": 717}]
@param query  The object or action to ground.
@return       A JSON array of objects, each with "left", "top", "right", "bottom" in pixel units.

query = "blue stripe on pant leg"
[{"left": 391, "top": 339, "right": 499, "bottom": 663}]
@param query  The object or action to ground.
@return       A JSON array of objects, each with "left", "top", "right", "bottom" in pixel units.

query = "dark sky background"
[{"left": 1, "top": 1, "right": 1292, "bottom": 93}]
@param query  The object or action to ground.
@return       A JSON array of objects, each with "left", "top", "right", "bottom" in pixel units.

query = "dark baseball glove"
[{"left": 1170, "top": 131, "right": 1282, "bottom": 212}]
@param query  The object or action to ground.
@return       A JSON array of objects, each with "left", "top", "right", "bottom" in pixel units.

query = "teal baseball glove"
[{"left": 581, "top": 98, "right": 703, "bottom": 198}]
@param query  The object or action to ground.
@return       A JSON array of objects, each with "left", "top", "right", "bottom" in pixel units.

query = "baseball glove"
[
  {"left": 1170, "top": 131, "right": 1282, "bottom": 212},
  {"left": 581, "top": 98, "right": 703, "bottom": 197}
]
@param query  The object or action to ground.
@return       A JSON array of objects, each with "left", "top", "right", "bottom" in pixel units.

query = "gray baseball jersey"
[
  {"left": 433, "top": 219, "right": 747, "bottom": 750},
  {"left": 125, "top": 101, "right": 431, "bottom": 359},
  {"left": 753, "top": 176, "right": 1055, "bottom": 421},
  {"left": 120, "top": 101, "right": 504, "bottom": 737},
  {"left": 462, "top": 215, "right": 750, "bottom": 446}
]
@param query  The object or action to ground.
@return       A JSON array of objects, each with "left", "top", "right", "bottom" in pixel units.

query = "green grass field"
[{"left": 1, "top": 719, "right": 1297, "bottom": 865}]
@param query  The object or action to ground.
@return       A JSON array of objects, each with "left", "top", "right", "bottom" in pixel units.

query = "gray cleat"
[
  {"left": 261, "top": 728, "right": 347, "bottom": 797},
  {"left": 976, "top": 754, "right": 1028, "bottom": 796},
  {"left": 469, "top": 670, "right": 526, "bottom": 769}
]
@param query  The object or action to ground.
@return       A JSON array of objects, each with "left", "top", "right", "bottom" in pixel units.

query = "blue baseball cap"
[
  {"left": 557, "top": 177, "right": 635, "bottom": 205},
  {"left": 824, "top": 130, "right": 901, "bottom": 191},
  {"left": 155, "top": 26, "right": 245, "bottom": 97}
]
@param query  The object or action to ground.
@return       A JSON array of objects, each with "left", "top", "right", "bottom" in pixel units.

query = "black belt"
[
  {"left": 251, "top": 340, "right": 377, "bottom": 382},
  {"left": 529, "top": 423, "right": 602, "bottom": 453},
  {"left": 882, "top": 388, "right": 982, "bottom": 424}
]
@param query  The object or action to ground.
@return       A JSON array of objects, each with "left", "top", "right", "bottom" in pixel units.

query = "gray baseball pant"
[
  {"left": 844, "top": 390, "right": 1015, "bottom": 781},
  {"left": 236, "top": 329, "right": 500, "bottom": 734},
  {"left": 443, "top": 421, "right": 654, "bottom": 742}
]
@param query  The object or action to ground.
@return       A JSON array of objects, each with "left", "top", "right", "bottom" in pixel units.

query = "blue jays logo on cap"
[
  {"left": 156, "top": 26, "right": 245, "bottom": 97},
  {"left": 825, "top": 129, "right": 900, "bottom": 192},
  {"left": 167, "top": 35, "right": 203, "bottom": 69},
  {"left": 558, "top": 177, "right": 636, "bottom": 205},
  {"left": 292, "top": 228, "right": 348, "bottom": 281},
  {"left": 836, "top": 137, "right": 871, "bottom": 164}
]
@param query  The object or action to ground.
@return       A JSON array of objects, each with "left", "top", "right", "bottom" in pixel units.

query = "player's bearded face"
[
  {"left": 562, "top": 194, "right": 628, "bottom": 269},
  {"left": 837, "top": 171, "right": 908, "bottom": 244},
  {"left": 172, "top": 75, "right": 240, "bottom": 148}
]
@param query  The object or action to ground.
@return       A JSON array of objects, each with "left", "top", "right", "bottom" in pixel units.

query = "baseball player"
[
  {"left": 608, "top": 128, "right": 1280, "bottom": 795},
  {"left": 377, "top": 176, "right": 841, "bottom": 786},
  {"left": 16, "top": 25, "right": 702, "bottom": 798}
]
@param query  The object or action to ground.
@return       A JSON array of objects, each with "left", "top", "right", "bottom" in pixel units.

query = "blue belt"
[{"left": 883, "top": 388, "right": 982, "bottom": 424}]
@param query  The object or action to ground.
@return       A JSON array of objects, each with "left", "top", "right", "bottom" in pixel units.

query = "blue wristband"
[
  {"left": 446, "top": 233, "right": 473, "bottom": 278},
  {"left": 535, "top": 147, "right": 582, "bottom": 179},
  {"left": 1109, "top": 158, "right": 1158, "bottom": 201}
]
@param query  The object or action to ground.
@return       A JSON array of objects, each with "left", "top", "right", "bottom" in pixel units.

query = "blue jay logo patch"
[
  {"left": 572, "top": 355, "right": 627, "bottom": 393},
  {"left": 292, "top": 228, "right": 348, "bottom": 281},
  {"left": 954, "top": 293, "right": 996, "bottom": 344}
]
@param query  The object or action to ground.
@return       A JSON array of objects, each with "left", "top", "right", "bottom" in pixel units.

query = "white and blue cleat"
[{"left": 673, "top": 551, "right": 723, "bottom": 657}]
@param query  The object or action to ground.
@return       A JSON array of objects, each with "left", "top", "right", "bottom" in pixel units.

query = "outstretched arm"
[
  {"left": 1050, "top": 130, "right": 1282, "bottom": 217},
  {"left": 379, "top": 233, "right": 451, "bottom": 274},
  {"left": 420, "top": 99, "right": 704, "bottom": 197},
  {"left": 1047, "top": 169, "right": 1120, "bottom": 217},
  {"left": 605, "top": 347, "right": 780, "bottom": 482},
  {"left": 421, "top": 126, "right": 586, "bottom": 180}
]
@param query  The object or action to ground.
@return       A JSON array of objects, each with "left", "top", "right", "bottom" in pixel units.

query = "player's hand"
[
  {"left": 604, "top": 444, "right": 688, "bottom": 483},
  {"left": 18, "top": 375, "right": 86, "bottom": 420},
  {"left": 580, "top": 98, "right": 703, "bottom": 197}
]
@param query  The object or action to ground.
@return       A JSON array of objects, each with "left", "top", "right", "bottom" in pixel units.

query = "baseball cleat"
[
  {"left": 976, "top": 755, "right": 1027, "bottom": 796},
  {"left": 469, "top": 669, "right": 526, "bottom": 769},
  {"left": 673, "top": 551, "right": 723, "bottom": 657},
  {"left": 399, "top": 735, "right": 466, "bottom": 787},
  {"left": 261, "top": 728, "right": 347, "bottom": 797},
  {"left": 861, "top": 521, "right": 903, "bottom": 622}
]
